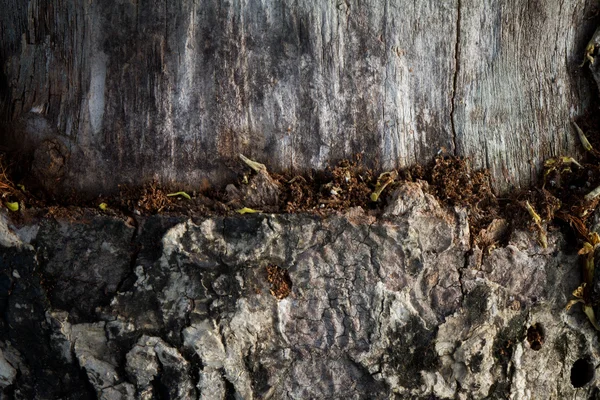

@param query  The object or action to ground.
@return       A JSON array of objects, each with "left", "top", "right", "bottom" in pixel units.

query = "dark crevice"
[
  {"left": 457, "top": 249, "right": 470, "bottom": 300},
  {"left": 222, "top": 368, "right": 237, "bottom": 400},
  {"left": 151, "top": 354, "right": 169, "bottom": 400},
  {"left": 104, "top": 325, "right": 138, "bottom": 392},
  {"left": 184, "top": 351, "right": 202, "bottom": 399},
  {"left": 78, "top": 369, "right": 98, "bottom": 400},
  {"left": 73, "top": 348, "right": 99, "bottom": 400},
  {"left": 346, "top": 356, "right": 388, "bottom": 396},
  {"left": 115, "top": 218, "right": 141, "bottom": 294},
  {"left": 450, "top": 0, "right": 462, "bottom": 155},
  {"left": 2, "top": 383, "right": 15, "bottom": 399}
]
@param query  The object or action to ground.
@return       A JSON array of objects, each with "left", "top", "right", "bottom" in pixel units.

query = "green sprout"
[
  {"left": 523, "top": 200, "right": 547, "bottom": 248},
  {"left": 524, "top": 200, "right": 541, "bottom": 224},
  {"left": 370, "top": 171, "right": 397, "bottom": 202},
  {"left": 239, "top": 154, "right": 267, "bottom": 173},
  {"left": 236, "top": 207, "right": 261, "bottom": 214},
  {"left": 580, "top": 27, "right": 600, "bottom": 67},
  {"left": 543, "top": 156, "right": 582, "bottom": 170},
  {"left": 98, "top": 202, "right": 108, "bottom": 210},
  {"left": 572, "top": 121, "right": 593, "bottom": 152},
  {"left": 167, "top": 191, "right": 191, "bottom": 200},
  {"left": 567, "top": 233, "right": 600, "bottom": 331},
  {"left": 584, "top": 185, "right": 600, "bottom": 202},
  {"left": 4, "top": 201, "right": 18, "bottom": 212},
  {"left": 543, "top": 156, "right": 582, "bottom": 188},
  {"left": 581, "top": 42, "right": 597, "bottom": 67}
]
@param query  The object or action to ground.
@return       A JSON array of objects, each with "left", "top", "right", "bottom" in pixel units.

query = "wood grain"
[{"left": 0, "top": 0, "right": 598, "bottom": 194}]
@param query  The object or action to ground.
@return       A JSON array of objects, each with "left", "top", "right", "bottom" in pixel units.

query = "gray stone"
[
  {"left": 0, "top": 345, "right": 18, "bottom": 388},
  {"left": 35, "top": 216, "right": 134, "bottom": 320},
  {"left": 0, "top": 182, "right": 598, "bottom": 398},
  {"left": 126, "top": 335, "right": 195, "bottom": 399}
]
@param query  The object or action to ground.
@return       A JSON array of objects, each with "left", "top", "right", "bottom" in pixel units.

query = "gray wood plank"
[
  {"left": 0, "top": 0, "right": 597, "bottom": 194},
  {"left": 454, "top": 0, "right": 599, "bottom": 189}
]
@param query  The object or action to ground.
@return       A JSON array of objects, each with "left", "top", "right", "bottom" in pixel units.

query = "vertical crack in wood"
[
  {"left": 382, "top": 0, "right": 389, "bottom": 162},
  {"left": 164, "top": 0, "right": 168, "bottom": 46},
  {"left": 450, "top": 0, "right": 462, "bottom": 156}
]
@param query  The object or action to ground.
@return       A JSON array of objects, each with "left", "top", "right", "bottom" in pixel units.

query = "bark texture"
[
  {"left": 0, "top": 1, "right": 598, "bottom": 195},
  {"left": 0, "top": 184, "right": 599, "bottom": 399}
]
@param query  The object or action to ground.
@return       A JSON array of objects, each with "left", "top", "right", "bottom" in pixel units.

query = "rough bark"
[
  {"left": 0, "top": 1, "right": 598, "bottom": 195},
  {"left": 0, "top": 184, "right": 599, "bottom": 399}
]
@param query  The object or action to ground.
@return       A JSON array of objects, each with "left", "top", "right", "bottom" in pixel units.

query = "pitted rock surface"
[{"left": 0, "top": 183, "right": 597, "bottom": 399}]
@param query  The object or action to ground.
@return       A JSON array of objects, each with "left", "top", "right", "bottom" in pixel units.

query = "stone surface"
[
  {"left": 0, "top": 1, "right": 598, "bottom": 195},
  {"left": 0, "top": 182, "right": 599, "bottom": 399}
]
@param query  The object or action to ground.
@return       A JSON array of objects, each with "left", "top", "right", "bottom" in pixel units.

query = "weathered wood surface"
[{"left": 0, "top": 0, "right": 598, "bottom": 194}]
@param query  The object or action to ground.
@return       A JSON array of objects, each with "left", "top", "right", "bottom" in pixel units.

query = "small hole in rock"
[
  {"left": 526, "top": 323, "right": 544, "bottom": 351},
  {"left": 265, "top": 265, "right": 292, "bottom": 300},
  {"left": 570, "top": 358, "right": 594, "bottom": 388}
]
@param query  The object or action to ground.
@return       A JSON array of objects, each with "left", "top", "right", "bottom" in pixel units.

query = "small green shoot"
[
  {"left": 581, "top": 28, "right": 600, "bottom": 67},
  {"left": 99, "top": 203, "right": 108, "bottom": 210},
  {"left": 543, "top": 156, "right": 582, "bottom": 169},
  {"left": 572, "top": 121, "right": 593, "bottom": 152},
  {"left": 236, "top": 207, "right": 261, "bottom": 214},
  {"left": 584, "top": 185, "right": 600, "bottom": 202},
  {"left": 581, "top": 42, "right": 596, "bottom": 67},
  {"left": 582, "top": 306, "right": 600, "bottom": 331},
  {"left": 4, "top": 201, "right": 18, "bottom": 212},
  {"left": 524, "top": 201, "right": 541, "bottom": 224},
  {"left": 567, "top": 233, "right": 600, "bottom": 331},
  {"left": 370, "top": 171, "right": 397, "bottom": 202},
  {"left": 167, "top": 191, "right": 191, "bottom": 200},
  {"left": 543, "top": 156, "right": 582, "bottom": 188},
  {"left": 523, "top": 201, "right": 547, "bottom": 248},
  {"left": 239, "top": 154, "right": 267, "bottom": 173}
]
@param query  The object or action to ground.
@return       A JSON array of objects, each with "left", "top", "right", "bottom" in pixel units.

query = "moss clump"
[
  {"left": 464, "top": 285, "right": 491, "bottom": 328},
  {"left": 384, "top": 315, "right": 439, "bottom": 389},
  {"left": 492, "top": 312, "right": 527, "bottom": 372}
]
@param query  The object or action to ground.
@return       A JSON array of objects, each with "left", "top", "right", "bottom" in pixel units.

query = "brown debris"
[
  {"left": 427, "top": 156, "right": 499, "bottom": 242},
  {"left": 0, "top": 155, "right": 18, "bottom": 200},
  {"left": 0, "top": 155, "right": 28, "bottom": 215},
  {"left": 475, "top": 218, "right": 509, "bottom": 250},
  {"left": 526, "top": 324, "right": 545, "bottom": 351},
  {"left": 119, "top": 182, "right": 175, "bottom": 214},
  {"left": 44, "top": 206, "right": 86, "bottom": 222},
  {"left": 0, "top": 151, "right": 553, "bottom": 248},
  {"left": 1, "top": 142, "right": 599, "bottom": 256},
  {"left": 281, "top": 155, "right": 375, "bottom": 213},
  {"left": 265, "top": 265, "right": 292, "bottom": 300},
  {"left": 556, "top": 212, "right": 589, "bottom": 240},
  {"left": 429, "top": 157, "right": 493, "bottom": 206},
  {"left": 226, "top": 172, "right": 281, "bottom": 212}
]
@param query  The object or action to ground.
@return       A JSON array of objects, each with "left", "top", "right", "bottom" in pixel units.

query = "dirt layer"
[{"left": 2, "top": 125, "right": 600, "bottom": 251}]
